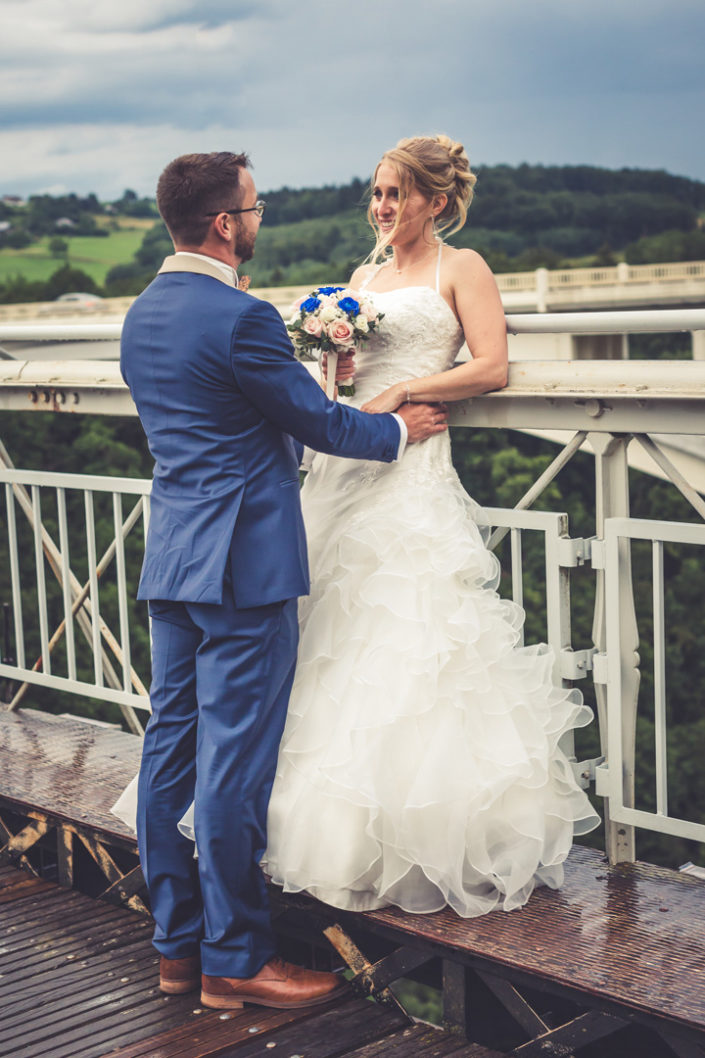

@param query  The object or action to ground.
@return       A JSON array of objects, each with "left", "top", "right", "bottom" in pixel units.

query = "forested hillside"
[
  {"left": 2, "top": 164, "right": 705, "bottom": 301},
  {"left": 104, "top": 164, "right": 705, "bottom": 293}
]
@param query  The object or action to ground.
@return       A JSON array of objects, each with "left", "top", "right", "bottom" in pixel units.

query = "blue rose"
[
  {"left": 301, "top": 296, "right": 321, "bottom": 313},
  {"left": 317, "top": 285, "right": 345, "bottom": 295},
  {"left": 338, "top": 296, "right": 360, "bottom": 316}
]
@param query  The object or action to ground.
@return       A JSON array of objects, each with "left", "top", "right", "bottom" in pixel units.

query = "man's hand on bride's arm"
[{"left": 395, "top": 401, "right": 448, "bottom": 444}]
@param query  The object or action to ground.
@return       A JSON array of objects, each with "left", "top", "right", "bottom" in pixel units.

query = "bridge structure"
[{"left": 0, "top": 308, "right": 704, "bottom": 1056}]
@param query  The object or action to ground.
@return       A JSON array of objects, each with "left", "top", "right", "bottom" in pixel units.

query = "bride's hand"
[
  {"left": 321, "top": 350, "right": 356, "bottom": 383},
  {"left": 360, "top": 383, "right": 406, "bottom": 414}
]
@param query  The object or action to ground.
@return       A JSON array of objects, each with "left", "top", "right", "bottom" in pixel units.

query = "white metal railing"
[
  {"left": 1, "top": 309, "right": 704, "bottom": 865},
  {"left": 596, "top": 516, "right": 705, "bottom": 845},
  {"left": 552, "top": 260, "right": 705, "bottom": 287},
  {"left": 1, "top": 307, "right": 705, "bottom": 347},
  {"left": 0, "top": 462, "right": 151, "bottom": 733}
]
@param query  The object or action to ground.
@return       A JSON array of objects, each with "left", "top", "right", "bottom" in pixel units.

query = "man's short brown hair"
[{"left": 156, "top": 151, "right": 251, "bottom": 246}]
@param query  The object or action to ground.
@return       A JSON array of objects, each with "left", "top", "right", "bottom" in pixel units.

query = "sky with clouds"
[{"left": 1, "top": 0, "right": 703, "bottom": 199}]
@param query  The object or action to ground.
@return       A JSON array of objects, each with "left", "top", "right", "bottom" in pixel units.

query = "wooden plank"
[
  {"left": 1, "top": 957, "right": 162, "bottom": 1036},
  {"left": 10, "top": 992, "right": 196, "bottom": 1058},
  {"left": 0, "top": 911, "right": 152, "bottom": 979},
  {"left": 0, "top": 872, "right": 54, "bottom": 902},
  {"left": 343, "top": 1022, "right": 505, "bottom": 1056},
  {"left": 0, "top": 949, "right": 159, "bottom": 1014},
  {"left": 102, "top": 1005, "right": 318, "bottom": 1058},
  {"left": 0, "top": 890, "right": 145, "bottom": 945},
  {"left": 189, "top": 994, "right": 408, "bottom": 1058}
]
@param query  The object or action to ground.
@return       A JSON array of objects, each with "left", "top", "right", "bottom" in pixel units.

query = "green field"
[{"left": 0, "top": 225, "right": 151, "bottom": 285}]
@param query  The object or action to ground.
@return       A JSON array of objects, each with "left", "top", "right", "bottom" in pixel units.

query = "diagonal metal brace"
[
  {"left": 323, "top": 923, "right": 411, "bottom": 1014},
  {"left": 511, "top": 1009, "right": 628, "bottom": 1056}
]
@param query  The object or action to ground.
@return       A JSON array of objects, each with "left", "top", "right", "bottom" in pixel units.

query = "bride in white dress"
[
  {"left": 260, "top": 135, "right": 599, "bottom": 916},
  {"left": 115, "top": 135, "right": 599, "bottom": 918}
]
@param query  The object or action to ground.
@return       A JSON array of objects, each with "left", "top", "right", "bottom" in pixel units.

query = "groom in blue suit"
[{"left": 121, "top": 151, "right": 446, "bottom": 1010}]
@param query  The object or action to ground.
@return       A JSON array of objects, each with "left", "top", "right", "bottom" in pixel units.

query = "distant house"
[
  {"left": 2, "top": 195, "right": 26, "bottom": 207},
  {"left": 0, "top": 221, "right": 11, "bottom": 233},
  {"left": 55, "top": 217, "right": 76, "bottom": 229}
]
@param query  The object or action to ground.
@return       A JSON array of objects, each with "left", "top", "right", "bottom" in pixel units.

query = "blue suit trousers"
[{"left": 137, "top": 586, "right": 298, "bottom": 977}]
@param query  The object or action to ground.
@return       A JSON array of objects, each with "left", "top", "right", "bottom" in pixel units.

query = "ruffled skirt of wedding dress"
[{"left": 260, "top": 436, "right": 600, "bottom": 917}]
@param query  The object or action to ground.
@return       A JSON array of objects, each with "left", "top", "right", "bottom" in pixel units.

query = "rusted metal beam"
[
  {"left": 477, "top": 970, "right": 550, "bottom": 1038},
  {"left": 56, "top": 823, "right": 74, "bottom": 888},
  {"left": 323, "top": 924, "right": 408, "bottom": 1014},
  {"left": 74, "top": 830, "right": 148, "bottom": 913},
  {"left": 101, "top": 863, "right": 147, "bottom": 906},
  {"left": 0, "top": 813, "right": 41, "bottom": 875},
  {"left": 0, "top": 815, "right": 49, "bottom": 868},
  {"left": 511, "top": 1009, "right": 628, "bottom": 1056}
]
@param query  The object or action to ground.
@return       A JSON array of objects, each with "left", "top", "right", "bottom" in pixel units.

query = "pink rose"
[
  {"left": 361, "top": 301, "right": 378, "bottom": 322},
  {"left": 302, "top": 316, "right": 324, "bottom": 339},
  {"left": 327, "top": 318, "right": 356, "bottom": 347}
]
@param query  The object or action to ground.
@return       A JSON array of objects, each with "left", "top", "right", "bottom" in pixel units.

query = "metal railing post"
[{"left": 590, "top": 433, "right": 640, "bottom": 863}]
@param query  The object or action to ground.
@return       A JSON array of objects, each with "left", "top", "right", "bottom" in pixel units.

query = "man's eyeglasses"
[{"left": 205, "top": 200, "right": 266, "bottom": 219}]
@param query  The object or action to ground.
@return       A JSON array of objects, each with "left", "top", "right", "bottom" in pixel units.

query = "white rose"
[
  {"left": 354, "top": 314, "right": 369, "bottom": 333},
  {"left": 319, "top": 305, "right": 338, "bottom": 322}
]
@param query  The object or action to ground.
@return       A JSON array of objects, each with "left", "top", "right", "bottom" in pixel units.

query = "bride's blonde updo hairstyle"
[{"left": 367, "top": 134, "right": 477, "bottom": 262}]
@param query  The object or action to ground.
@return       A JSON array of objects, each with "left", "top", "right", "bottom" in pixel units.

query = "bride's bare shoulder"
[{"left": 445, "top": 245, "right": 495, "bottom": 281}]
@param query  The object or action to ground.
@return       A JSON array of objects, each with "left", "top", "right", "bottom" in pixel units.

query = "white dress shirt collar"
[{"left": 175, "top": 251, "right": 238, "bottom": 288}]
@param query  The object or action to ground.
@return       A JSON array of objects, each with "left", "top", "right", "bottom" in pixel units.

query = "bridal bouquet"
[{"left": 286, "top": 285, "right": 383, "bottom": 398}]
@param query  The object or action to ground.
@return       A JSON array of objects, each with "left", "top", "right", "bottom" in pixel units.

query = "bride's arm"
[{"left": 361, "top": 250, "right": 508, "bottom": 413}]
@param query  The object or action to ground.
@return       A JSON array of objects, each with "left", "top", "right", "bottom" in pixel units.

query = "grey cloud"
[{"left": 1, "top": 0, "right": 704, "bottom": 197}]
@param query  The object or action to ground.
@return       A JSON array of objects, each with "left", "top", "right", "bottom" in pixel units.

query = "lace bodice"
[{"left": 348, "top": 286, "right": 464, "bottom": 407}]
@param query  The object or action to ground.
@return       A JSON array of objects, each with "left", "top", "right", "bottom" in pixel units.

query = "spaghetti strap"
[
  {"left": 435, "top": 241, "right": 443, "bottom": 294},
  {"left": 359, "top": 263, "right": 384, "bottom": 293}
]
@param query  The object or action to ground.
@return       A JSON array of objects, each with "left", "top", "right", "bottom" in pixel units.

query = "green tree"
[{"left": 48, "top": 236, "right": 69, "bottom": 259}]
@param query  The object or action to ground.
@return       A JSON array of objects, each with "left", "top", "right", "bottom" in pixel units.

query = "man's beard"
[{"left": 235, "top": 219, "right": 256, "bottom": 263}]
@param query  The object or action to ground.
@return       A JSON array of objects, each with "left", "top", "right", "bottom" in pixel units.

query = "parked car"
[{"left": 55, "top": 292, "right": 104, "bottom": 306}]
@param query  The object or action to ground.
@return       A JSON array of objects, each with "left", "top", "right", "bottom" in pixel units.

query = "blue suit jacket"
[{"left": 120, "top": 256, "right": 400, "bottom": 608}]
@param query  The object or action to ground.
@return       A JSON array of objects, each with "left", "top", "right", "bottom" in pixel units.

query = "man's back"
[{"left": 121, "top": 270, "right": 306, "bottom": 607}]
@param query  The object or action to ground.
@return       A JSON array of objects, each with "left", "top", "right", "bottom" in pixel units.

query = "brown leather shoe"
[
  {"left": 201, "top": 956, "right": 347, "bottom": 1010},
  {"left": 160, "top": 954, "right": 201, "bottom": 994}
]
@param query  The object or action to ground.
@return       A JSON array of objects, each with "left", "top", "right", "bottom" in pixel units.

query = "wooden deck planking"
[
  {"left": 2, "top": 707, "right": 704, "bottom": 1052},
  {"left": 0, "top": 864, "right": 495, "bottom": 1058},
  {"left": 354, "top": 849, "right": 705, "bottom": 1034}
]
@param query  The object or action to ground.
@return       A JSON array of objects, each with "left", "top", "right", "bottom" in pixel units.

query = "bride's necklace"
[{"left": 388, "top": 241, "right": 439, "bottom": 275}]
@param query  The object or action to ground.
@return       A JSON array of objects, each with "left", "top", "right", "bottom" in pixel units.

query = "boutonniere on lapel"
[{"left": 238, "top": 275, "right": 251, "bottom": 292}]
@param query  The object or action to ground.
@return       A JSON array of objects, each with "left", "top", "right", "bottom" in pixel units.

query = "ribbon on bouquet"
[
  {"left": 323, "top": 347, "right": 356, "bottom": 400},
  {"left": 325, "top": 350, "right": 338, "bottom": 400}
]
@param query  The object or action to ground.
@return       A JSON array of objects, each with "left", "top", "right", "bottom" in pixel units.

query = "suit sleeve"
[{"left": 230, "top": 298, "right": 401, "bottom": 463}]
